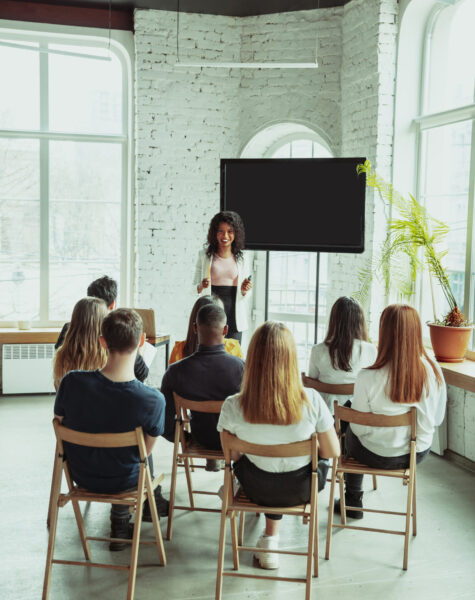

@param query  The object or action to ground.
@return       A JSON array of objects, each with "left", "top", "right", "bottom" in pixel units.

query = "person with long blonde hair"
[
  {"left": 218, "top": 321, "right": 340, "bottom": 570},
  {"left": 53, "top": 297, "right": 108, "bottom": 389},
  {"left": 337, "top": 304, "right": 447, "bottom": 519}
]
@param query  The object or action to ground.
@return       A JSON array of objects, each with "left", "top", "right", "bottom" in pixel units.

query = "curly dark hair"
[
  {"left": 87, "top": 276, "right": 118, "bottom": 307},
  {"left": 206, "top": 211, "right": 245, "bottom": 259}
]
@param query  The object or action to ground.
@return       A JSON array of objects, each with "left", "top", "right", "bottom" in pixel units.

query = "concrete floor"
[{"left": 1, "top": 394, "right": 475, "bottom": 600}]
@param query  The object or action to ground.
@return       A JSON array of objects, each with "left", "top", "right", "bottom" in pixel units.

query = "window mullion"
[
  {"left": 463, "top": 118, "right": 475, "bottom": 323},
  {"left": 39, "top": 40, "right": 49, "bottom": 322}
]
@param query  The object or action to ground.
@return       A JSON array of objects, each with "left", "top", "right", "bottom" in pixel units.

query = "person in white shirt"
[
  {"left": 218, "top": 321, "right": 340, "bottom": 570},
  {"left": 194, "top": 211, "right": 252, "bottom": 343},
  {"left": 336, "top": 304, "right": 447, "bottom": 519},
  {"left": 302, "top": 296, "right": 377, "bottom": 412}
]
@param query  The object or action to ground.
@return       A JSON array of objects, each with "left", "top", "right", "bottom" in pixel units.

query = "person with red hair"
[{"left": 336, "top": 304, "right": 447, "bottom": 519}]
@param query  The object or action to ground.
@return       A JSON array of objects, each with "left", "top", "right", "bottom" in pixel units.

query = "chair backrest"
[
  {"left": 173, "top": 392, "right": 224, "bottom": 420},
  {"left": 220, "top": 430, "right": 318, "bottom": 470},
  {"left": 132, "top": 308, "right": 156, "bottom": 338},
  {"left": 333, "top": 402, "right": 417, "bottom": 441},
  {"left": 53, "top": 419, "right": 147, "bottom": 461},
  {"left": 312, "top": 380, "right": 354, "bottom": 396}
]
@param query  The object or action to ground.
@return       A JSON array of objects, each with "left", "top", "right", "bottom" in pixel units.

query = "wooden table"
[
  {"left": 147, "top": 334, "right": 171, "bottom": 369},
  {"left": 0, "top": 328, "right": 61, "bottom": 345}
]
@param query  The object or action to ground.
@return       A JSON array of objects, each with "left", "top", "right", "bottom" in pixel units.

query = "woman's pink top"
[{"left": 211, "top": 254, "right": 238, "bottom": 286}]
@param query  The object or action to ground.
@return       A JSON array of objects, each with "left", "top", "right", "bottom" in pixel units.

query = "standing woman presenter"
[{"left": 194, "top": 211, "right": 252, "bottom": 343}]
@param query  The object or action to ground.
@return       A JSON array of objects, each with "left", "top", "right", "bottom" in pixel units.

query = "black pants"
[
  {"left": 111, "top": 455, "right": 156, "bottom": 520},
  {"left": 233, "top": 454, "right": 328, "bottom": 520},
  {"left": 211, "top": 285, "right": 241, "bottom": 343},
  {"left": 344, "top": 426, "right": 430, "bottom": 493}
]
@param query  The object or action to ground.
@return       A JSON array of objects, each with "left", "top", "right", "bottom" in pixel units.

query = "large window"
[
  {"left": 266, "top": 138, "right": 333, "bottom": 369},
  {"left": 0, "top": 30, "right": 130, "bottom": 324},
  {"left": 416, "top": 0, "right": 475, "bottom": 346}
]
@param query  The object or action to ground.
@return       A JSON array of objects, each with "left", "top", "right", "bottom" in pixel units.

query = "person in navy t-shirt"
[{"left": 54, "top": 308, "right": 167, "bottom": 550}]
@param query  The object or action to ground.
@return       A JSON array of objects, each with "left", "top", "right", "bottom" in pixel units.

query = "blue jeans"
[{"left": 344, "top": 426, "right": 430, "bottom": 493}]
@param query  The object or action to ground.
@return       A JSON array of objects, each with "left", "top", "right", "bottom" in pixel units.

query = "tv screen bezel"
[{"left": 220, "top": 157, "right": 366, "bottom": 254}]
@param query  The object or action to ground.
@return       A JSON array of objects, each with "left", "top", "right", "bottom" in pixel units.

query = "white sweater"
[
  {"left": 308, "top": 340, "right": 378, "bottom": 412},
  {"left": 350, "top": 358, "right": 447, "bottom": 456},
  {"left": 193, "top": 248, "right": 251, "bottom": 332}
]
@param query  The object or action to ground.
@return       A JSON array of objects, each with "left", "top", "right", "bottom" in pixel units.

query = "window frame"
[
  {"left": 413, "top": 2, "right": 475, "bottom": 343},
  {"left": 0, "top": 20, "right": 134, "bottom": 327}
]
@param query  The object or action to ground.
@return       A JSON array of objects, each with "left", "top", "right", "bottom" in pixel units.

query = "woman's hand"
[
  {"left": 241, "top": 278, "right": 253, "bottom": 296},
  {"left": 301, "top": 372, "right": 311, "bottom": 387},
  {"left": 198, "top": 278, "right": 210, "bottom": 293}
]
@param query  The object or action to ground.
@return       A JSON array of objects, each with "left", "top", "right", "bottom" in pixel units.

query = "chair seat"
[
  {"left": 338, "top": 456, "right": 409, "bottom": 477},
  {"left": 229, "top": 486, "right": 310, "bottom": 517}
]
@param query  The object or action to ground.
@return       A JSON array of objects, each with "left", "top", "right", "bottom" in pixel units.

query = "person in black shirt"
[
  {"left": 55, "top": 276, "right": 149, "bottom": 382},
  {"left": 54, "top": 309, "right": 168, "bottom": 550},
  {"left": 160, "top": 303, "right": 244, "bottom": 468}
]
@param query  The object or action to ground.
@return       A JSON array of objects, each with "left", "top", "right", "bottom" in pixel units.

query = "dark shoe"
[
  {"left": 205, "top": 459, "right": 224, "bottom": 472},
  {"left": 334, "top": 492, "right": 364, "bottom": 520},
  {"left": 110, "top": 517, "right": 134, "bottom": 551},
  {"left": 142, "top": 485, "right": 169, "bottom": 521}
]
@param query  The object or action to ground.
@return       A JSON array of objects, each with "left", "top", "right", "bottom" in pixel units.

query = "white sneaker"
[{"left": 254, "top": 533, "right": 279, "bottom": 569}]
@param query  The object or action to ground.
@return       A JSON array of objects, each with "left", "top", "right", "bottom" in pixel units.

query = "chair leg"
[
  {"left": 127, "top": 467, "right": 146, "bottom": 600},
  {"left": 215, "top": 470, "right": 231, "bottom": 600},
  {"left": 184, "top": 457, "right": 195, "bottom": 508},
  {"left": 305, "top": 474, "right": 318, "bottom": 599},
  {"left": 167, "top": 445, "right": 180, "bottom": 541},
  {"left": 403, "top": 456, "right": 416, "bottom": 571},
  {"left": 238, "top": 511, "right": 245, "bottom": 546},
  {"left": 63, "top": 465, "right": 91, "bottom": 560},
  {"left": 46, "top": 443, "right": 59, "bottom": 528},
  {"left": 372, "top": 474, "right": 378, "bottom": 490},
  {"left": 338, "top": 472, "right": 347, "bottom": 526},
  {"left": 146, "top": 468, "right": 167, "bottom": 566},
  {"left": 325, "top": 460, "right": 337, "bottom": 560},
  {"left": 230, "top": 512, "right": 240, "bottom": 571},
  {"left": 412, "top": 469, "right": 417, "bottom": 537},
  {"left": 42, "top": 458, "right": 63, "bottom": 600}
]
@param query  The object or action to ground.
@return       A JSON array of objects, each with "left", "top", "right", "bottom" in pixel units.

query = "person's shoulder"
[
  {"left": 358, "top": 340, "right": 378, "bottom": 355},
  {"left": 133, "top": 381, "right": 166, "bottom": 405},
  {"left": 303, "top": 386, "right": 325, "bottom": 407}
]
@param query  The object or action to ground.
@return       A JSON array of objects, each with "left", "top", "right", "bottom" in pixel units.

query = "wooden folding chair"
[
  {"left": 325, "top": 402, "right": 417, "bottom": 570},
  {"left": 216, "top": 431, "right": 319, "bottom": 600},
  {"left": 310, "top": 380, "right": 377, "bottom": 491},
  {"left": 43, "top": 419, "right": 167, "bottom": 600},
  {"left": 167, "top": 393, "right": 225, "bottom": 540}
]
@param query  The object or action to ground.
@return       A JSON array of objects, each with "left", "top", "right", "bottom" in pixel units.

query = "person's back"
[
  {"left": 54, "top": 308, "right": 166, "bottom": 549},
  {"left": 55, "top": 369, "right": 163, "bottom": 492},
  {"left": 161, "top": 303, "right": 244, "bottom": 450}
]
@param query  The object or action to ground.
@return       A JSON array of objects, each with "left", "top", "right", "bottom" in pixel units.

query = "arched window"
[
  {"left": 242, "top": 124, "right": 334, "bottom": 368},
  {"left": 416, "top": 0, "right": 475, "bottom": 343},
  {"left": 0, "top": 26, "right": 132, "bottom": 325}
]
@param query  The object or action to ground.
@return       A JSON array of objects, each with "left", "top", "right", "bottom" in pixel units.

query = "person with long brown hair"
[
  {"left": 303, "top": 296, "right": 377, "bottom": 411},
  {"left": 218, "top": 321, "right": 340, "bottom": 570},
  {"left": 168, "top": 295, "right": 242, "bottom": 364},
  {"left": 53, "top": 297, "right": 108, "bottom": 389},
  {"left": 336, "top": 304, "right": 447, "bottom": 519}
]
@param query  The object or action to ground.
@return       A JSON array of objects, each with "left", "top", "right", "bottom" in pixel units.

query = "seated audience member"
[
  {"left": 54, "top": 309, "right": 169, "bottom": 551},
  {"left": 53, "top": 297, "right": 108, "bottom": 390},
  {"left": 169, "top": 295, "right": 243, "bottom": 364},
  {"left": 302, "top": 296, "right": 377, "bottom": 412},
  {"left": 217, "top": 321, "right": 340, "bottom": 569},
  {"left": 55, "top": 275, "right": 149, "bottom": 382},
  {"left": 336, "top": 304, "right": 447, "bottom": 519},
  {"left": 161, "top": 303, "right": 244, "bottom": 470}
]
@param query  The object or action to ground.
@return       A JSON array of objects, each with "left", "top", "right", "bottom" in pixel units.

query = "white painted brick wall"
[{"left": 133, "top": 2, "right": 398, "bottom": 382}]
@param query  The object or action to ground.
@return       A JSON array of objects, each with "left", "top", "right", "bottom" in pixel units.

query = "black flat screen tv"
[{"left": 220, "top": 157, "right": 366, "bottom": 253}]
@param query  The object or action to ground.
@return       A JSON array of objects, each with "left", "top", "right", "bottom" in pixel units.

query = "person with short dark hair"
[
  {"left": 55, "top": 276, "right": 149, "bottom": 382},
  {"left": 161, "top": 303, "right": 244, "bottom": 469},
  {"left": 54, "top": 308, "right": 168, "bottom": 551}
]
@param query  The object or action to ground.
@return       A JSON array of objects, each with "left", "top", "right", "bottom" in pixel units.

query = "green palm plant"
[{"left": 354, "top": 160, "right": 468, "bottom": 326}]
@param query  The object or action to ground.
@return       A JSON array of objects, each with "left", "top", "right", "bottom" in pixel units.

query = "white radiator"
[{"left": 2, "top": 344, "right": 55, "bottom": 394}]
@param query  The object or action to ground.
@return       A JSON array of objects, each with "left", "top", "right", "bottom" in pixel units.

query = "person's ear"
[
  {"left": 193, "top": 322, "right": 198, "bottom": 334},
  {"left": 99, "top": 335, "right": 108, "bottom": 350},
  {"left": 223, "top": 324, "right": 228, "bottom": 336},
  {"left": 139, "top": 332, "right": 146, "bottom": 347}
]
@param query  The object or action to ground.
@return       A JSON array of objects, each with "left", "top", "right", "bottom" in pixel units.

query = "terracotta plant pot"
[{"left": 428, "top": 323, "right": 473, "bottom": 363}]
